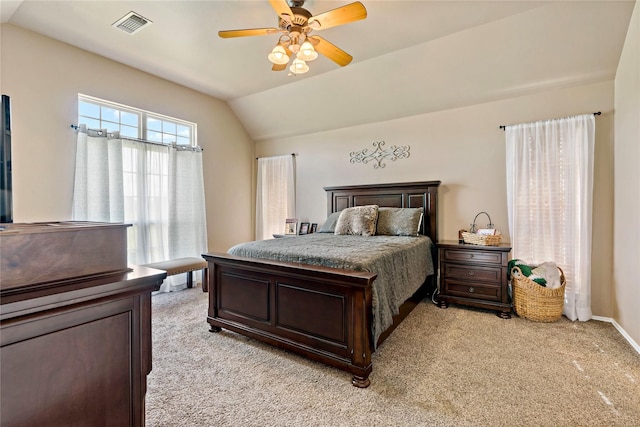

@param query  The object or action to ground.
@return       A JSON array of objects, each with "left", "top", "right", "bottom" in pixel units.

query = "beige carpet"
[{"left": 146, "top": 287, "right": 640, "bottom": 427}]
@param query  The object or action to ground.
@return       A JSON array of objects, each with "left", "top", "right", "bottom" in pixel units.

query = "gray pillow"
[
  {"left": 376, "top": 207, "right": 423, "bottom": 236},
  {"left": 334, "top": 205, "right": 379, "bottom": 236},
  {"left": 317, "top": 211, "right": 342, "bottom": 233}
]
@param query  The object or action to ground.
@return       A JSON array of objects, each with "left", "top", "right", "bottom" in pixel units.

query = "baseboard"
[{"left": 592, "top": 315, "right": 640, "bottom": 355}]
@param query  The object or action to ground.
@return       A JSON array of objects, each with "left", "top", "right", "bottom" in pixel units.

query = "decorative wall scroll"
[{"left": 349, "top": 141, "right": 410, "bottom": 169}]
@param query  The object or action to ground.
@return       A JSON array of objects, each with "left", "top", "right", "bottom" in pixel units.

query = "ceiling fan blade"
[
  {"left": 218, "top": 28, "right": 280, "bottom": 38},
  {"left": 308, "top": 2, "right": 367, "bottom": 30},
  {"left": 308, "top": 36, "right": 352, "bottom": 66},
  {"left": 269, "top": 0, "right": 294, "bottom": 22}
]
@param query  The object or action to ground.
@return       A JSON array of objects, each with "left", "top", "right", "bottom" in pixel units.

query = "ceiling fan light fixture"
[
  {"left": 297, "top": 41, "right": 318, "bottom": 61},
  {"left": 289, "top": 58, "right": 309, "bottom": 74},
  {"left": 268, "top": 45, "right": 290, "bottom": 65},
  {"left": 289, "top": 43, "right": 300, "bottom": 54}
]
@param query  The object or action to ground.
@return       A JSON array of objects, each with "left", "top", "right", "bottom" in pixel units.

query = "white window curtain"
[
  {"left": 72, "top": 126, "right": 124, "bottom": 222},
  {"left": 505, "top": 114, "right": 595, "bottom": 321},
  {"left": 168, "top": 147, "right": 208, "bottom": 261},
  {"left": 256, "top": 154, "right": 295, "bottom": 240},
  {"left": 122, "top": 139, "right": 170, "bottom": 266},
  {"left": 73, "top": 126, "right": 208, "bottom": 292}
]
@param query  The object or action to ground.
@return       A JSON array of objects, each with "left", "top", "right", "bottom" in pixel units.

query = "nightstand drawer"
[
  {"left": 443, "top": 264, "right": 503, "bottom": 283},
  {"left": 442, "top": 248, "right": 503, "bottom": 266},
  {"left": 443, "top": 279, "right": 501, "bottom": 302}
]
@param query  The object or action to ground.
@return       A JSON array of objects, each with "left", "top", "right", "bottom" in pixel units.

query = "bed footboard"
[{"left": 203, "top": 252, "right": 378, "bottom": 387}]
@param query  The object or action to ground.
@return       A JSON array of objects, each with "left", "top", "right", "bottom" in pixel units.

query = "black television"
[{"left": 1, "top": 94, "right": 13, "bottom": 223}]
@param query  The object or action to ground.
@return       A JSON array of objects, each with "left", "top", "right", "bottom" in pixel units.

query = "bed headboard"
[{"left": 324, "top": 181, "right": 440, "bottom": 243}]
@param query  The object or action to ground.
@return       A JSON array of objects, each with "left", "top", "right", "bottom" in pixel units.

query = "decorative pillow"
[
  {"left": 317, "top": 211, "right": 342, "bottom": 233},
  {"left": 375, "top": 207, "right": 423, "bottom": 236},
  {"left": 334, "top": 205, "right": 379, "bottom": 236}
]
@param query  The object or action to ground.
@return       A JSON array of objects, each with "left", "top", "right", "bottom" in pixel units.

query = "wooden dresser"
[
  {"left": 0, "top": 222, "right": 166, "bottom": 427},
  {"left": 436, "top": 240, "right": 512, "bottom": 318}
]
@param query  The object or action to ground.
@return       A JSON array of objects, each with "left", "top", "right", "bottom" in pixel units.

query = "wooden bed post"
[{"left": 350, "top": 283, "right": 373, "bottom": 387}]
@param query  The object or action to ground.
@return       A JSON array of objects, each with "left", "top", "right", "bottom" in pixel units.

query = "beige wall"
[
  {"left": 0, "top": 24, "right": 254, "bottom": 253},
  {"left": 256, "top": 81, "right": 615, "bottom": 319},
  {"left": 614, "top": 1, "right": 640, "bottom": 347}
]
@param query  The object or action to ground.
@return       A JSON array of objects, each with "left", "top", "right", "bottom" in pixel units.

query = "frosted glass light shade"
[
  {"left": 297, "top": 41, "right": 318, "bottom": 61},
  {"left": 289, "top": 58, "right": 309, "bottom": 74},
  {"left": 268, "top": 45, "right": 289, "bottom": 65},
  {"left": 288, "top": 43, "right": 300, "bottom": 54}
]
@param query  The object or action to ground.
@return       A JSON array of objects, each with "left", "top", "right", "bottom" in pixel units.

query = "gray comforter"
[{"left": 228, "top": 233, "right": 434, "bottom": 346}]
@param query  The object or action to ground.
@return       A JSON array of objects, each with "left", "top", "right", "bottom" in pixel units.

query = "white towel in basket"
[{"left": 530, "top": 262, "right": 562, "bottom": 289}]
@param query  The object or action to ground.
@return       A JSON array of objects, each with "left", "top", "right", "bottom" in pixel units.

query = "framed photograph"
[
  {"left": 285, "top": 218, "right": 298, "bottom": 235},
  {"left": 299, "top": 222, "right": 310, "bottom": 235},
  {"left": 310, "top": 223, "right": 317, "bottom": 233}
]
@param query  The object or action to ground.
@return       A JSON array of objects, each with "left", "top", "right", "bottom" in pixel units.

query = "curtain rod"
[
  {"left": 499, "top": 111, "right": 601, "bottom": 130},
  {"left": 71, "top": 124, "right": 203, "bottom": 151},
  {"left": 256, "top": 153, "right": 296, "bottom": 160}
]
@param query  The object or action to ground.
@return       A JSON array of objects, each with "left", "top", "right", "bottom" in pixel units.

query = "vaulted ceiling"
[{"left": 1, "top": 1, "right": 635, "bottom": 141}]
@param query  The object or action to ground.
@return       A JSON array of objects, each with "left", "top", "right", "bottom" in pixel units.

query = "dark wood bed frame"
[{"left": 203, "top": 181, "right": 440, "bottom": 387}]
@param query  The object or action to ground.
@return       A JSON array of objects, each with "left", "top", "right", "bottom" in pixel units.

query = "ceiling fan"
[{"left": 218, "top": 0, "right": 367, "bottom": 75}]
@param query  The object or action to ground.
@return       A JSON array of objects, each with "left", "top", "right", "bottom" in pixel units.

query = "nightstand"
[{"left": 436, "top": 241, "right": 512, "bottom": 318}]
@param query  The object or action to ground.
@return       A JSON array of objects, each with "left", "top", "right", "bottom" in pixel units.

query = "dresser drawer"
[
  {"left": 443, "top": 279, "right": 501, "bottom": 302},
  {"left": 442, "top": 264, "right": 503, "bottom": 283},
  {"left": 442, "top": 248, "right": 504, "bottom": 266}
]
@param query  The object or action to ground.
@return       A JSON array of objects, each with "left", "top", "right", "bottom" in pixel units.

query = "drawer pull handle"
[
  {"left": 468, "top": 287, "right": 475, "bottom": 293},
  {"left": 468, "top": 271, "right": 475, "bottom": 276}
]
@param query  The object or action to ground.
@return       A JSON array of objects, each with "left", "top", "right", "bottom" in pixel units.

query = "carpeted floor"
[{"left": 146, "top": 287, "right": 640, "bottom": 427}]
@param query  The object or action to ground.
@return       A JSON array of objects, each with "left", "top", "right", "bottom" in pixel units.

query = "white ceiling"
[{"left": 2, "top": 1, "right": 636, "bottom": 141}]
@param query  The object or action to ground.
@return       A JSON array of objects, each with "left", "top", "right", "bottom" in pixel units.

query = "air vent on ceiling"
[{"left": 112, "top": 11, "right": 152, "bottom": 35}]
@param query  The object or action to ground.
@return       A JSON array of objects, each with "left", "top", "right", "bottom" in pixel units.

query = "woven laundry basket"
[{"left": 511, "top": 265, "right": 566, "bottom": 322}]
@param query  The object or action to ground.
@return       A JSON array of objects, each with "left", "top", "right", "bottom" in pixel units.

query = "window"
[
  {"left": 78, "top": 94, "right": 196, "bottom": 146},
  {"left": 74, "top": 96, "right": 207, "bottom": 292},
  {"left": 147, "top": 116, "right": 192, "bottom": 146}
]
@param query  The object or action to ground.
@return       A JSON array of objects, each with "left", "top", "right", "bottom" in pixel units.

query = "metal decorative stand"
[{"left": 349, "top": 141, "right": 410, "bottom": 169}]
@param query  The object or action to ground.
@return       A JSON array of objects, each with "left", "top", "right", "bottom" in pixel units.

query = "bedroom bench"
[{"left": 142, "top": 257, "right": 208, "bottom": 292}]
